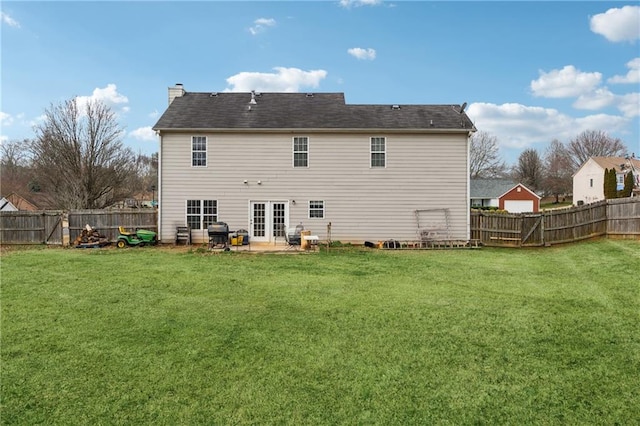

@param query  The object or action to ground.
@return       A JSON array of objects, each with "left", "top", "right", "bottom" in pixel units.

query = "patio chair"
[
  {"left": 284, "top": 224, "right": 304, "bottom": 250},
  {"left": 175, "top": 226, "right": 191, "bottom": 245}
]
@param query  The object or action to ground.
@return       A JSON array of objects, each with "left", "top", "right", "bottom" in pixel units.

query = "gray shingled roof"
[
  {"left": 153, "top": 92, "right": 476, "bottom": 131},
  {"left": 470, "top": 178, "right": 517, "bottom": 198}
]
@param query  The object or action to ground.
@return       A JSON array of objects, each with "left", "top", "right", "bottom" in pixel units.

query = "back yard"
[{"left": 1, "top": 240, "right": 639, "bottom": 424}]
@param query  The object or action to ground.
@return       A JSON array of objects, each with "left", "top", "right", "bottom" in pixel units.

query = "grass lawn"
[{"left": 1, "top": 239, "right": 639, "bottom": 424}]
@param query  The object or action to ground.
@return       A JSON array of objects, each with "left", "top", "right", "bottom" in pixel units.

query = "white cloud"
[
  {"left": 531, "top": 65, "right": 602, "bottom": 98},
  {"left": 1, "top": 12, "right": 20, "bottom": 28},
  {"left": 249, "top": 18, "right": 276, "bottom": 35},
  {"left": 590, "top": 5, "right": 640, "bottom": 42},
  {"left": 29, "top": 114, "right": 46, "bottom": 127},
  {"left": 347, "top": 47, "right": 376, "bottom": 60},
  {"left": 0, "top": 112, "right": 14, "bottom": 126},
  {"left": 573, "top": 88, "right": 616, "bottom": 110},
  {"left": 75, "top": 84, "right": 129, "bottom": 113},
  {"left": 617, "top": 92, "right": 640, "bottom": 118},
  {"left": 608, "top": 57, "right": 640, "bottom": 84},
  {"left": 466, "top": 102, "right": 629, "bottom": 150},
  {"left": 0, "top": 135, "right": 8, "bottom": 144},
  {"left": 129, "top": 126, "right": 156, "bottom": 141},
  {"left": 148, "top": 110, "right": 160, "bottom": 119},
  {"left": 339, "top": 0, "right": 382, "bottom": 8},
  {"left": 225, "top": 67, "right": 328, "bottom": 92}
]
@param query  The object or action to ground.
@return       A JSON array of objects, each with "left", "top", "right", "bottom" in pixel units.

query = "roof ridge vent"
[
  {"left": 306, "top": 93, "right": 314, "bottom": 97},
  {"left": 209, "top": 92, "right": 218, "bottom": 97},
  {"left": 250, "top": 90, "right": 257, "bottom": 105},
  {"left": 391, "top": 104, "right": 401, "bottom": 110}
]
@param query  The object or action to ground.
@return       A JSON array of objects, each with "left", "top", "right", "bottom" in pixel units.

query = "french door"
[{"left": 249, "top": 201, "right": 288, "bottom": 243}]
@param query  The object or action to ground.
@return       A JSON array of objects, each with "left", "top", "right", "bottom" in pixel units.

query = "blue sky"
[{"left": 1, "top": 1, "right": 639, "bottom": 164}]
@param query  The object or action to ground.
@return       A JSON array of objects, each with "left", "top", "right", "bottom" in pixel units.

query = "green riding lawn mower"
[{"left": 116, "top": 226, "right": 158, "bottom": 248}]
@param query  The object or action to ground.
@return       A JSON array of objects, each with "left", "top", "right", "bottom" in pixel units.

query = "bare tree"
[
  {"left": 566, "top": 130, "right": 627, "bottom": 171},
  {"left": 31, "top": 98, "right": 138, "bottom": 209},
  {"left": 469, "top": 131, "right": 507, "bottom": 178},
  {"left": 542, "top": 139, "right": 572, "bottom": 202},
  {"left": 127, "top": 152, "right": 158, "bottom": 201},
  {"left": 1, "top": 139, "right": 34, "bottom": 196},
  {"left": 513, "top": 148, "right": 544, "bottom": 192}
]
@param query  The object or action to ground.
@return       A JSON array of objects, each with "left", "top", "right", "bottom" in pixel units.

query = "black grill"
[{"left": 208, "top": 222, "right": 230, "bottom": 249}]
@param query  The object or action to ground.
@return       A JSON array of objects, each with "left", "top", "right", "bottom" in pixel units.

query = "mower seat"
[{"left": 119, "top": 226, "right": 134, "bottom": 236}]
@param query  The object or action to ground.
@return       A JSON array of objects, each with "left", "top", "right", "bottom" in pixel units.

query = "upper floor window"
[
  {"left": 293, "top": 137, "right": 308, "bottom": 167},
  {"left": 589, "top": 178, "right": 593, "bottom": 188},
  {"left": 192, "top": 136, "right": 207, "bottom": 167},
  {"left": 309, "top": 200, "right": 324, "bottom": 219},
  {"left": 186, "top": 199, "right": 217, "bottom": 230},
  {"left": 371, "top": 137, "right": 386, "bottom": 168}
]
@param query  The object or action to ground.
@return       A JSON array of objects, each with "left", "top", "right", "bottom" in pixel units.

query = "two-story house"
[
  {"left": 152, "top": 84, "right": 476, "bottom": 245},
  {"left": 573, "top": 156, "right": 640, "bottom": 205}
]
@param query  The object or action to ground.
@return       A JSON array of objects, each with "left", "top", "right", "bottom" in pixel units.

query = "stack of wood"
[{"left": 74, "top": 224, "right": 110, "bottom": 247}]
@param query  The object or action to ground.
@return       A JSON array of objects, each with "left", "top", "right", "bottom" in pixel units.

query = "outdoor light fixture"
[
  {"left": 257, "top": 180, "right": 262, "bottom": 185},
  {"left": 243, "top": 180, "right": 248, "bottom": 184}
]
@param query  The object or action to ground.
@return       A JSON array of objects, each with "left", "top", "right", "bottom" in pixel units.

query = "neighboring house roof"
[
  {"left": 153, "top": 91, "right": 476, "bottom": 131},
  {"left": 470, "top": 178, "right": 516, "bottom": 199},
  {"left": 573, "top": 156, "right": 640, "bottom": 177},
  {"left": 497, "top": 183, "right": 540, "bottom": 200},
  {"left": 4, "top": 192, "right": 40, "bottom": 211}
]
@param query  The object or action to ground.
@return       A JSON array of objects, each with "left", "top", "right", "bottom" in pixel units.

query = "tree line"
[
  {"left": 470, "top": 129, "right": 631, "bottom": 202},
  {"left": 1, "top": 98, "right": 157, "bottom": 209}
]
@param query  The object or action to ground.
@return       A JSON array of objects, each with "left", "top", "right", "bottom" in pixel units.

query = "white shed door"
[{"left": 504, "top": 200, "right": 534, "bottom": 213}]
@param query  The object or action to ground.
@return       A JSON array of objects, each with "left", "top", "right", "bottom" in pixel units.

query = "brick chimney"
[{"left": 168, "top": 83, "right": 185, "bottom": 105}]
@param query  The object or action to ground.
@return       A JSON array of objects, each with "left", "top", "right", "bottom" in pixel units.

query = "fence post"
[{"left": 62, "top": 212, "right": 70, "bottom": 246}]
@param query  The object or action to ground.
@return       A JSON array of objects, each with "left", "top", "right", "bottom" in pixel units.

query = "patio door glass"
[{"left": 250, "top": 201, "right": 288, "bottom": 243}]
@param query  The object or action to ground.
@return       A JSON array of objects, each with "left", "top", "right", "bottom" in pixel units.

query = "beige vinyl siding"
[{"left": 159, "top": 131, "right": 469, "bottom": 244}]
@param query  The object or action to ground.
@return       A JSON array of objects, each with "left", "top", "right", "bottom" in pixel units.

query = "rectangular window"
[
  {"left": 192, "top": 136, "right": 207, "bottom": 167},
  {"left": 186, "top": 199, "right": 217, "bottom": 229},
  {"left": 293, "top": 137, "right": 308, "bottom": 167},
  {"left": 309, "top": 200, "right": 324, "bottom": 219},
  {"left": 590, "top": 178, "right": 593, "bottom": 188},
  {"left": 371, "top": 137, "right": 386, "bottom": 167}
]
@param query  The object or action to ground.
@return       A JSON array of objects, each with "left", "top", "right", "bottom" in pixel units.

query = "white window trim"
[
  {"left": 370, "top": 136, "right": 386, "bottom": 168},
  {"left": 292, "top": 136, "right": 309, "bottom": 168},
  {"left": 308, "top": 200, "right": 325, "bottom": 219},
  {"left": 186, "top": 199, "right": 218, "bottom": 230},
  {"left": 191, "top": 136, "right": 208, "bottom": 168}
]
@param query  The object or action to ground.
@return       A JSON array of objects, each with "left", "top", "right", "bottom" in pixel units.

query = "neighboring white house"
[
  {"left": 572, "top": 156, "right": 640, "bottom": 206},
  {"left": 152, "top": 85, "right": 476, "bottom": 245}
]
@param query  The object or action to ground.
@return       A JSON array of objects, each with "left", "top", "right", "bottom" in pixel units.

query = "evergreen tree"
[
  {"left": 603, "top": 168, "right": 617, "bottom": 199},
  {"left": 621, "top": 171, "right": 634, "bottom": 198}
]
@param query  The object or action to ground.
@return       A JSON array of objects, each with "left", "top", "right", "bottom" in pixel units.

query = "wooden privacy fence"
[
  {"left": 2, "top": 200, "right": 637, "bottom": 247},
  {"left": 471, "top": 198, "right": 639, "bottom": 247},
  {"left": 0, "top": 209, "right": 157, "bottom": 245},
  {"left": 68, "top": 209, "right": 157, "bottom": 242},
  {"left": 0, "top": 210, "right": 65, "bottom": 245}
]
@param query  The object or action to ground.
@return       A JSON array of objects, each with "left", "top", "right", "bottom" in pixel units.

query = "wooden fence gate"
[{"left": 0, "top": 210, "right": 65, "bottom": 245}]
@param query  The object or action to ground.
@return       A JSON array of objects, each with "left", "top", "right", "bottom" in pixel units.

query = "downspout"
[
  {"left": 157, "top": 130, "right": 163, "bottom": 242},
  {"left": 466, "top": 131, "right": 471, "bottom": 241}
]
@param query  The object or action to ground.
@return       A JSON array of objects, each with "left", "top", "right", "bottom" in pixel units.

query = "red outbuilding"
[{"left": 498, "top": 183, "right": 540, "bottom": 213}]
